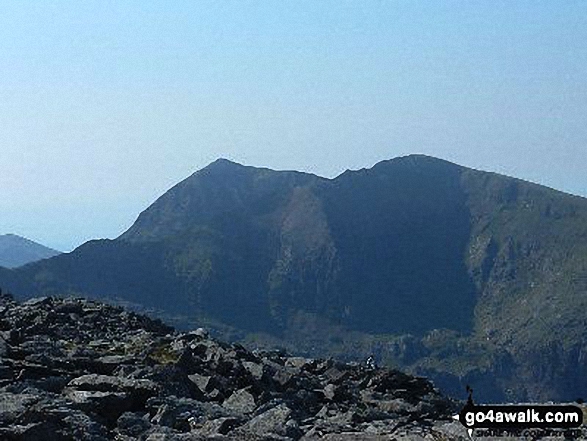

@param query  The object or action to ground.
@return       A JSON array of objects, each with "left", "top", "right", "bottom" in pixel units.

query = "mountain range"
[
  {"left": 1, "top": 155, "right": 587, "bottom": 403},
  {"left": 0, "top": 234, "right": 61, "bottom": 268}
]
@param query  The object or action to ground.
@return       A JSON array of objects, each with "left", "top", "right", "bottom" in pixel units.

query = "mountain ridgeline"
[
  {"left": 2, "top": 155, "right": 587, "bottom": 402},
  {"left": 0, "top": 234, "right": 61, "bottom": 268}
]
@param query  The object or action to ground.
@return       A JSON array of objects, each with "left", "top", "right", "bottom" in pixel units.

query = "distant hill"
[
  {"left": 2, "top": 155, "right": 587, "bottom": 402},
  {"left": 0, "top": 234, "right": 61, "bottom": 268}
]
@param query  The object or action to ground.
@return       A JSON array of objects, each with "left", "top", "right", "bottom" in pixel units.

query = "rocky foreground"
[{"left": 0, "top": 294, "right": 473, "bottom": 440}]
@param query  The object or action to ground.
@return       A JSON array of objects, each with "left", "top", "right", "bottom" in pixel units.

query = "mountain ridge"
[
  {"left": 0, "top": 234, "right": 61, "bottom": 269},
  {"left": 2, "top": 155, "right": 587, "bottom": 402}
]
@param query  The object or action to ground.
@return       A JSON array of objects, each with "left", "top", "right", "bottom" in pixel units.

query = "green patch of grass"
[{"left": 148, "top": 344, "right": 181, "bottom": 365}]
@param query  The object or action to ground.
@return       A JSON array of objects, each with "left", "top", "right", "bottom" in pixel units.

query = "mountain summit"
[
  {"left": 2, "top": 155, "right": 587, "bottom": 401},
  {"left": 120, "top": 158, "right": 319, "bottom": 243},
  {"left": 0, "top": 234, "right": 61, "bottom": 268}
]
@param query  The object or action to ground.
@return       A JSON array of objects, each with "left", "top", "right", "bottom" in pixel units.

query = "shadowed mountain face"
[
  {"left": 119, "top": 156, "right": 476, "bottom": 335},
  {"left": 2, "top": 155, "right": 587, "bottom": 402},
  {"left": 0, "top": 234, "right": 61, "bottom": 268},
  {"left": 313, "top": 157, "right": 476, "bottom": 334}
]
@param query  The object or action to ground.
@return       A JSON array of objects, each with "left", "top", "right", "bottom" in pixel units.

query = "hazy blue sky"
[{"left": 1, "top": 1, "right": 586, "bottom": 251}]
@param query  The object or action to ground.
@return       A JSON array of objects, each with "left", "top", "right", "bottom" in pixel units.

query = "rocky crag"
[{"left": 0, "top": 294, "right": 471, "bottom": 440}]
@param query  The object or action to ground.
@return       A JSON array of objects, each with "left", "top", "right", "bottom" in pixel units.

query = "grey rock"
[
  {"left": 148, "top": 396, "right": 229, "bottom": 431},
  {"left": 188, "top": 373, "right": 213, "bottom": 392},
  {"left": 223, "top": 388, "right": 256, "bottom": 414},
  {"left": 194, "top": 328, "right": 209, "bottom": 338},
  {"left": 65, "top": 389, "right": 132, "bottom": 421},
  {"left": 243, "top": 361, "right": 264, "bottom": 380},
  {"left": 285, "top": 357, "right": 313, "bottom": 370},
  {"left": 0, "top": 392, "right": 39, "bottom": 424},
  {"left": 198, "top": 416, "right": 243, "bottom": 435},
  {"left": 0, "top": 296, "right": 467, "bottom": 440},
  {"left": 0, "top": 422, "right": 57, "bottom": 441},
  {"left": 116, "top": 411, "right": 152, "bottom": 437},
  {"left": 68, "top": 374, "right": 158, "bottom": 403},
  {"left": 272, "top": 367, "right": 297, "bottom": 389},
  {"left": 22, "top": 297, "right": 52, "bottom": 307},
  {"left": 61, "top": 411, "right": 111, "bottom": 440},
  {"left": 238, "top": 404, "right": 300, "bottom": 438}
]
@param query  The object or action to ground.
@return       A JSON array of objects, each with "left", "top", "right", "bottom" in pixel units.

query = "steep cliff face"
[
  {"left": 313, "top": 156, "right": 477, "bottom": 335},
  {"left": 461, "top": 169, "right": 587, "bottom": 400},
  {"left": 2, "top": 155, "right": 587, "bottom": 401}
]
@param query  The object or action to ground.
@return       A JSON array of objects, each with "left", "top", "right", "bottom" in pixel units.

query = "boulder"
[{"left": 222, "top": 388, "right": 256, "bottom": 414}]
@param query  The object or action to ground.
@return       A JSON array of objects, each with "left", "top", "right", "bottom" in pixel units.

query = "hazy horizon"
[{"left": 2, "top": 1, "right": 586, "bottom": 251}]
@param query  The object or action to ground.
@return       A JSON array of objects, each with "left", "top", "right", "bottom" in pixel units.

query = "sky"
[{"left": 1, "top": 1, "right": 586, "bottom": 252}]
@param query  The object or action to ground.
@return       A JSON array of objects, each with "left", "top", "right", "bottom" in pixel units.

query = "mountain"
[
  {"left": 0, "top": 294, "right": 468, "bottom": 440},
  {"left": 0, "top": 234, "right": 61, "bottom": 268},
  {"left": 2, "top": 155, "right": 587, "bottom": 402}
]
